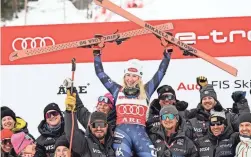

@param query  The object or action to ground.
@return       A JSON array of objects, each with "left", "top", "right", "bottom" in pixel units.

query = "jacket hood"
[
  {"left": 12, "top": 117, "right": 28, "bottom": 133},
  {"left": 38, "top": 118, "right": 64, "bottom": 137}
]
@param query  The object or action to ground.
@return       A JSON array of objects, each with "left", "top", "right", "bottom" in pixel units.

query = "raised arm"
[
  {"left": 145, "top": 43, "right": 172, "bottom": 98},
  {"left": 94, "top": 48, "right": 122, "bottom": 108}
]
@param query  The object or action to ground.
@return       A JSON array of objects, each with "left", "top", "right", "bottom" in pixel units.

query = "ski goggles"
[
  {"left": 210, "top": 121, "right": 224, "bottom": 126},
  {"left": 91, "top": 121, "right": 107, "bottom": 129},
  {"left": 159, "top": 94, "right": 175, "bottom": 101},
  {"left": 1, "top": 138, "right": 11, "bottom": 145},
  {"left": 45, "top": 111, "right": 60, "bottom": 119},
  {"left": 98, "top": 96, "right": 112, "bottom": 104},
  {"left": 161, "top": 114, "right": 176, "bottom": 120}
]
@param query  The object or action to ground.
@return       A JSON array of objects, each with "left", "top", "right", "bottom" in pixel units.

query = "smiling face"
[
  {"left": 96, "top": 102, "right": 111, "bottom": 114},
  {"left": 55, "top": 146, "right": 70, "bottom": 157},
  {"left": 124, "top": 73, "right": 140, "bottom": 87},
  {"left": 1, "top": 138, "right": 13, "bottom": 153},
  {"left": 45, "top": 110, "right": 61, "bottom": 126},
  {"left": 201, "top": 96, "right": 217, "bottom": 111},
  {"left": 161, "top": 114, "right": 178, "bottom": 131},
  {"left": 159, "top": 93, "right": 176, "bottom": 107},
  {"left": 239, "top": 122, "right": 251, "bottom": 136},
  {"left": 1, "top": 116, "right": 15, "bottom": 130},
  {"left": 210, "top": 120, "right": 225, "bottom": 136},
  {"left": 89, "top": 120, "right": 108, "bottom": 140}
]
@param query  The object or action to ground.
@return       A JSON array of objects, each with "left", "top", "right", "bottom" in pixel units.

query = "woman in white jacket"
[{"left": 235, "top": 112, "right": 251, "bottom": 157}]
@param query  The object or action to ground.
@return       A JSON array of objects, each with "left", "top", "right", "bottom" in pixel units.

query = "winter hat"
[
  {"left": 210, "top": 105, "right": 226, "bottom": 124},
  {"left": 90, "top": 111, "right": 107, "bottom": 124},
  {"left": 1, "top": 106, "right": 16, "bottom": 121},
  {"left": 11, "top": 132, "right": 34, "bottom": 155},
  {"left": 124, "top": 59, "right": 143, "bottom": 77},
  {"left": 200, "top": 84, "right": 217, "bottom": 101},
  {"left": 1, "top": 129, "right": 13, "bottom": 140},
  {"left": 157, "top": 85, "right": 176, "bottom": 98},
  {"left": 43, "top": 103, "right": 62, "bottom": 119},
  {"left": 238, "top": 112, "right": 251, "bottom": 125},
  {"left": 160, "top": 105, "right": 178, "bottom": 116},
  {"left": 104, "top": 93, "right": 114, "bottom": 109},
  {"left": 55, "top": 135, "right": 69, "bottom": 149}
]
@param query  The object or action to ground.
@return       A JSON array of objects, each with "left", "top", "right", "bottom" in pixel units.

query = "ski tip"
[{"left": 9, "top": 52, "right": 18, "bottom": 61}]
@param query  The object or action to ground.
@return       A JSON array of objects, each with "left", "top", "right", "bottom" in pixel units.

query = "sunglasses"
[
  {"left": 210, "top": 121, "right": 224, "bottom": 126},
  {"left": 91, "top": 122, "right": 107, "bottom": 128},
  {"left": 159, "top": 94, "right": 175, "bottom": 101},
  {"left": 98, "top": 96, "right": 112, "bottom": 104},
  {"left": 161, "top": 114, "right": 176, "bottom": 120},
  {"left": 45, "top": 111, "right": 60, "bottom": 119},
  {"left": 1, "top": 138, "right": 11, "bottom": 145}
]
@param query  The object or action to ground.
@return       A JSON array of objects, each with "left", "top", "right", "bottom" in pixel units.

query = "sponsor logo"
[
  {"left": 92, "top": 148, "right": 101, "bottom": 153},
  {"left": 45, "top": 145, "right": 55, "bottom": 150},
  {"left": 117, "top": 104, "right": 145, "bottom": 116},
  {"left": 128, "top": 68, "right": 138, "bottom": 72},
  {"left": 115, "top": 148, "right": 124, "bottom": 156},
  {"left": 194, "top": 128, "right": 202, "bottom": 132},
  {"left": 200, "top": 147, "right": 210, "bottom": 152},
  {"left": 12, "top": 37, "right": 55, "bottom": 51},
  {"left": 175, "top": 30, "right": 251, "bottom": 44},
  {"left": 177, "top": 79, "right": 251, "bottom": 91},
  {"left": 177, "top": 139, "right": 184, "bottom": 146},
  {"left": 57, "top": 84, "right": 90, "bottom": 95},
  {"left": 220, "top": 144, "right": 232, "bottom": 148}
]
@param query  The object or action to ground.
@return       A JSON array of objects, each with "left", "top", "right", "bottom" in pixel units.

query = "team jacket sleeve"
[
  {"left": 145, "top": 50, "right": 172, "bottom": 98},
  {"left": 64, "top": 111, "right": 87, "bottom": 155},
  {"left": 94, "top": 55, "right": 122, "bottom": 105}
]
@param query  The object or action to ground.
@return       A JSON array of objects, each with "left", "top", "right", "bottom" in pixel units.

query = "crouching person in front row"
[{"left": 148, "top": 105, "right": 198, "bottom": 157}]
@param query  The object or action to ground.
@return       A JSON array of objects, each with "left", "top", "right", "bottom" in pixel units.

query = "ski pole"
[{"left": 69, "top": 58, "right": 76, "bottom": 156}]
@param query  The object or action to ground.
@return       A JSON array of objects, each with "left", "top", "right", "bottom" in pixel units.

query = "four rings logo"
[
  {"left": 12, "top": 37, "right": 55, "bottom": 51},
  {"left": 117, "top": 105, "right": 146, "bottom": 116}
]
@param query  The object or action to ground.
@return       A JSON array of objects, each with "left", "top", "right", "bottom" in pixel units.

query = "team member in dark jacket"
[
  {"left": 36, "top": 103, "right": 64, "bottom": 157},
  {"left": 149, "top": 105, "right": 198, "bottom": 157},
  {"left": 188, "top": 83, "right": 245, "bottom": 140},
  {"left": 1, "top": 106, "right": 29, "bottom": 134},
  {"left": 147, "top": 85, "right": 193, "bottom": 138},
  {"left": 65, "top": 90, "right": 115, "bottom": 157},
  {"left": 195, "top": 108, "right": 239, "bottom": 157}
]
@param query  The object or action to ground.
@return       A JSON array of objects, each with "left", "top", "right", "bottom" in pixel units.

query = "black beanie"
[
  {"left": 200, "top": 84, "right": 217, "bottom": 101},
  {"left": 1, "top": 106, "right": 16, "bottom": 121},
  {"left": 90, "top": 111, "right": 107, "bottom": 124},
  {"left": 43, "top": 103, "right": 62, "bottom": 119},
  {"left": 157, "top": 85, "right": 176, "bottom": 98},
  {"left": 238, "top": 112, "right": 251, "bottom": 125},
  {"left": 55, "top": 135, "right": 69, "bottom": 149}
]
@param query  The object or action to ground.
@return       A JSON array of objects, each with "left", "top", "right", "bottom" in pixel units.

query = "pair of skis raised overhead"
[
  {"left": 92, "top": 0, "right": 238, "bottom": 76},
  {"left": 9, "top": 0, "right": 237, "bottom": 76}
]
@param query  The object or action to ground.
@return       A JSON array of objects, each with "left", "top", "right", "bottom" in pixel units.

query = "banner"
[{"left": 1, "top": 16, "right": 251, "bottom": 137}]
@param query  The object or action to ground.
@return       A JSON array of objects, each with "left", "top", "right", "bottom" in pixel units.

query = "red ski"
[
  {"left": 9, "top": 23, "right": 173, "bottom": 61},
  {"left": 93, "top": 0, "right": 238, "bottom": 76}
]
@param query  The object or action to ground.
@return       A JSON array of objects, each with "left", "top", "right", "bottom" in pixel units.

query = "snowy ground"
[{"left": 1, "top": 0, "right": 251, "bottom": 27}]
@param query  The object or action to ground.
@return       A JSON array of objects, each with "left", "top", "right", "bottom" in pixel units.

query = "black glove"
[
  {"left": 232, "top": 91, "right": 246, "bottom": 103},
  {"left": 175, "top": 101, "right": 188, "bottom": 111}
]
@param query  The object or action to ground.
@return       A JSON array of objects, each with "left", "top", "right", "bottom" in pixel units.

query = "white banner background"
[{"left": 1, "top": 56, "right": 251, "bottom": 137}]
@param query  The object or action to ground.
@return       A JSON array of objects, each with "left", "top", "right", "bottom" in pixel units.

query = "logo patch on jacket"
[{"left": 177, "top": 139, "right": 184, "bottom": 146}]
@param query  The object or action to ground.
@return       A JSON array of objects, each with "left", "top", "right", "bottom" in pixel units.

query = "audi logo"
[
  {"left": 12, "top": 37, "right": 55, "bottom": 51},
  {"left": 117, "top": 105, "right": 146, "bottom": 116}
]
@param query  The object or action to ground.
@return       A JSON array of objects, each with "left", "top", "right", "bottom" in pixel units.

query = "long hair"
[{"left": 122, "top": 77, "right": 148, "bottom": 100}]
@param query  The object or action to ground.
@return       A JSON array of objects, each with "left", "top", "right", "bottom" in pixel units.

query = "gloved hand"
[
  {"left": 232, "top": 91, "right": 246, "bottom": 103},
  {"left": 196, "top": 76, "right": 208, "bottom": 89},
  {"left": 175, "top": 101, "right": 188, "bottom": 111},
  {"left": 65, "top": 90, "right": 77, "bottom": 112}
]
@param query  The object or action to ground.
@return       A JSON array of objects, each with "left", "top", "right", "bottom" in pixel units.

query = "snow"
[{"left": 1, "top": 0, "right": 251, "bottom": 26}]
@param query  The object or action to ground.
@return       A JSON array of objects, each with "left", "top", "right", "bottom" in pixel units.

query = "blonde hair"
[{"left": 122, "top": 77, "right": 148, "bottom": 100}]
